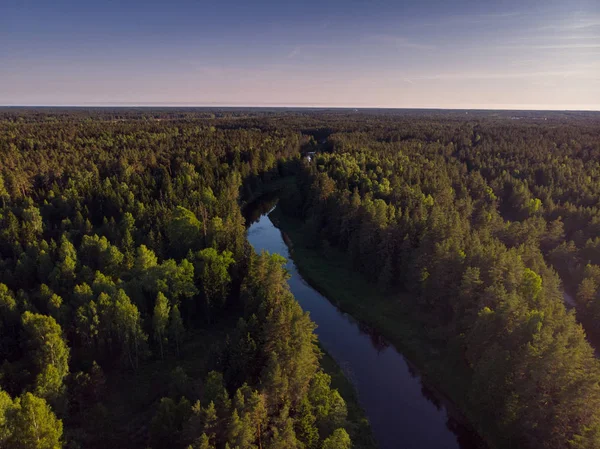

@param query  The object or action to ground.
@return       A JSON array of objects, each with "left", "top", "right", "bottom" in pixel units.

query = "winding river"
[{"left": 247, "top": 205, "right": 484, "bottom": 449}]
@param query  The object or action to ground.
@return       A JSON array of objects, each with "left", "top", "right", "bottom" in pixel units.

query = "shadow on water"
[
  {"left": 242, "top": 192, "right": 280, "bottom": 226},
  {"left": 357, "top": 321, "right": 390, "bottom": 354},
  {"left": 246, "top": 200, "right": 487, "bottom": 449}
]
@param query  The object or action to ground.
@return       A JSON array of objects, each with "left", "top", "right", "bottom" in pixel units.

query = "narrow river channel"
[{"left": 247, "top": 205, "right": 484, "bottom": 449}]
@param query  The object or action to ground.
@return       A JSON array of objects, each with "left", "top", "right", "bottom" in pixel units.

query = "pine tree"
[{"left": 295, "top": 398, "right": 319, "bottom": 449}]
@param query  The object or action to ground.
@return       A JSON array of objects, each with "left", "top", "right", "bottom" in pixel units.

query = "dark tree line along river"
[{"left": 247, "top": 206, "right": 484, "bottom": 449}]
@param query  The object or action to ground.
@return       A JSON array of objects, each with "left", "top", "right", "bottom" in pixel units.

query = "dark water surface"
[{"left": 247, "top": 208, "right": 484, "bottom": 449}]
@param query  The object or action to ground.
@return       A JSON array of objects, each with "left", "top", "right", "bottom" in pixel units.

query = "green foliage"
[
  {"left": 275, "top": 112, "right": 600, "bottom": 449},
  {"left": 50, "top": 235, "right": 77, "bottom": 289},
  {"left": 150, "top": 396, "right": 192, "bottom": 449},
  {"left": 307, "top": 372, "right": 347, "bottom": 436},
  {"left": 195, "top": 248, "right": 235, "bottom": 321},
  {"left": 0, "top": 283, "right": 18, "bottom": 333},
  {"left": 169, "top": 304, "right": 185, "bottom": 356},
  {"left": 295, "top": 398, "right": 319, "bottom": 449},
  {"left": 7, "top": 109, "right": 600, "bottom": 449},
  {"left": 113, "top": 289, "right": 147, "bottom": 369},
  {"left": 134, "top": 244, "right": 158, "bottom": 273},
  {"left": 168, "top": 207, "right": 203, "bottom": 259},
  {"left": 153, "top": 292, "right": 171, "bottom": 359},
  {"left": 8, "top": 392, "right": 63, "bottom": 449},
  {"left": 79, "top": 234, "right": 124, "bottom": 276},
  {"left": 0, "top": 108, "right": 317, "bottom": 448},
  {"left": 520, "top": 268, "right": 543, "bottom": 302},
  {"left": 322, "top": 428, "right": 351, "bottom": 449},
  {"left": 0, "top": 390, "right": 15, "bottom": 445},
  {"left": 21, "top": 312, "right": 69, "bottom": 403}
]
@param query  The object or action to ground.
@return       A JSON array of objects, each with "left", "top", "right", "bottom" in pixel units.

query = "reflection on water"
[
  {"left": 247, "top": 208, "right": 486, "bottom": 449},
  {"left": 421, "top": 384, "right": 442, "bottom": 411},
  {"left": 356, "top": 321, "right": 390, "bottom": 353},
  {"left": 242, "top": 193, "right": 280, "bottom": 226}
]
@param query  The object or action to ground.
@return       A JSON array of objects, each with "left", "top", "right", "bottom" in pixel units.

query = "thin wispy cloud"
[
  {"left": 286, "top": 35, "right": 434, "bottom": 60},
  {"left": 285, "top": 43, "right": 345, "bottom": 59},
  {"left": 500, "top": 43, "right": 600, "bottom": 50},
  {"left": 408, "top": 69, "right": 599, "bottom": 82},
  {"left": 420, "top": 10, "right": 526, "bottom": 27},
  {"left": 513, "top": 35, "right": 600, "bottom": 41},
  {"left": 536, "top": 17, "right": 600, "bottom": 32},
  {"left": 361, "top": 34, "right": 435, "bottom": 50}
]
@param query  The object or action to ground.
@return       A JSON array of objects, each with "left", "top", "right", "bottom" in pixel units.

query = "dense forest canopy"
[
  {"left": 0, "top": 108, "right": 356, "bottom": 449},
  {"left": 1, "top": 107, "right": 600, "bottom": 449}
]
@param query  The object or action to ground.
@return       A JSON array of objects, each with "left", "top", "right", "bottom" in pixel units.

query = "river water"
[{"left": 247, "top": 207, "right": 484, "bottom": 449}]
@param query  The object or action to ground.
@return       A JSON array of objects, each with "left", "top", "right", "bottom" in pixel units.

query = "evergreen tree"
[{"left": 195, "top": 248, "right": 235, "bottom": 322}]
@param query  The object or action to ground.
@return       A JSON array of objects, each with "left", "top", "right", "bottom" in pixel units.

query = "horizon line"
[{"left": 1, "top": 104, "right": 600, "bottom": 112}]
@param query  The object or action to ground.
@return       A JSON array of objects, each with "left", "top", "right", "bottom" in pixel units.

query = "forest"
[
  {"left": 1, "top": 107, "right": 600, "bottom": 449},
  {"left": 0, "top": 108, "right": 357, "bottom": 449}
]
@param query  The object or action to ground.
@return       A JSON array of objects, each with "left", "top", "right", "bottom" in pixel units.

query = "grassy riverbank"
[
  {"left": 320, "top": 349, "right": 378, "bottom": 449},
  {"left": 269, "top": 207, "right": 494, "bottom": 449}
]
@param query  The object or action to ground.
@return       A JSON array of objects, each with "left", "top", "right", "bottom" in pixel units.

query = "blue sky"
[{"left": 1, "top": 0, "right": 599, "bottom": 109}]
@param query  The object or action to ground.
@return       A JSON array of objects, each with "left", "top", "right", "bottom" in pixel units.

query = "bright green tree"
[
  {"left": 195, "top": 248, "right": 234, "bottom": 322},
  {"left": 226, "top": 408, "right": 256, "bottom": 449},
  {"left": 50, "top": 235, "right": 77, "bottom": 289},
  {"left": 321, "top": 428, "right": 351, "bottom": 449},
  {"left": 0, "top": 390, "right": 15, "bottom": 445},
  {"left": 113, "top": 289, "right": 147, "bottom": 369},
  {"left": 167, "top": 206, "right": 202, "bottom": 258},
  {"left": 0, "top": 173, "right": 7, "bottom": 208},
  {"left": 134, "top": 244, "right": 158, "bottom": 273},
  {"left": 21, "top": 312, "right": 69, "bottom": 403},
  {"left": 9, "top": 392, "right": 63, "bottom": 449},
  {"left": 153, "top": 292, "right": 171, "bottom": 359},
  {"left": 295, "top": 397, "right": 319, "bottom": 449}
]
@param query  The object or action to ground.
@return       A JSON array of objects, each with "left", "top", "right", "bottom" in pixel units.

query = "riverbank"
[
  {"left": 319, "top": 349, "right": 378, "bottom": 449},
  {"left": 268, "top": 207, "right": 494, "bottom": 449},
  {"left": 245, "top": 193, "right": 378, "bottom": 449}
]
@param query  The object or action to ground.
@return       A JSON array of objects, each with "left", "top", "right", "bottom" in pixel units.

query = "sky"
[{"left": 1, "top": 0, "right": 599, "bottom": 110}]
